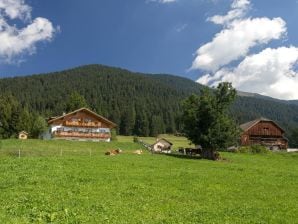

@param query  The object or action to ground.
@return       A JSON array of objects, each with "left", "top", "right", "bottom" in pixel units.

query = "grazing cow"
[
  {"left": 179, "top": 147, "right": 202, "bottom": 156},
  {"left": 133, "top": 150, "right": 143, "bottom": 155},
  {"left": 178, "top": 147, "right": 185, "bottom": 154},
  {"left": 105, "top": 148, "right": 122, "bottom": 156}
]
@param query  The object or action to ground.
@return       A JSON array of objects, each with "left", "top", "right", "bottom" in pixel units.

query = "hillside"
[
  {"left": 0, "top": 64, "right": 298, "bottom": 141},
  {"left": 1, "top": 139, "right": 298, "bottom": 223}
]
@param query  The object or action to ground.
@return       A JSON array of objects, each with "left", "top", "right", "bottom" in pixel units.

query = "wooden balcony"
[
  {"left": 53, "top": 131, "right": 110, "bottom": 139},
  {"left": 64, "top": 121, "right": 102, "bottom": 128}
]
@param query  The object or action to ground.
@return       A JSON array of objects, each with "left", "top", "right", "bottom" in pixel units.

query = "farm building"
[
  {"left": 18, "top": 131, "right": 28, "bottom": 140},
  {"left": 152, "top": 138, "right": 173, "bottom": 153},
  {"left": 240, "top": 117, "right": 288, "bottom": 150},
  {"left": 42, "top": 108, "right": 117, "bottom": 142}
]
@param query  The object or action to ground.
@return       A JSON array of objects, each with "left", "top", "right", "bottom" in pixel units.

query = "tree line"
[
  {"left": 0, "top": 64, "right": 298, "bottom": 146},
  {"left": 0, "top": 93, "right": 47, "bottom": 139}
]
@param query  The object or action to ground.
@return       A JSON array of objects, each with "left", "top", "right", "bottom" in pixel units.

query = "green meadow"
[{"left": 0, "top": 137, "right": 297, "bottom": 223}]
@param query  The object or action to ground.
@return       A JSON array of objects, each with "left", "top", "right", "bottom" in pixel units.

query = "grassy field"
[
  {"left": 118, "top": 134, "right": 194, "bottom": 149},
  {"left": 0, "top": 138, "right": 298, "bottom": 223}
]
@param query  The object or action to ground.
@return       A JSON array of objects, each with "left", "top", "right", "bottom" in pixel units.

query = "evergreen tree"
[
  {"left": 16, "top": 107, "right": 32, "bottom": 134},
  {"left": 290, "top": 128, "right": 298, "bottom": 148},
  {"left": 134, "top": 110, "right": 150, "bottom": 137},
  {"left": 66, "top": 91, "right": 88, "bottom": 112},
  {"left": 0, "top": 93, "right": 21, "bottom": 138},
  {"left": 120, "top": 106, "right": 135, "bottom": 136},
  {"left": 150, "top": 115, "right": 165, "bottom": 137}
]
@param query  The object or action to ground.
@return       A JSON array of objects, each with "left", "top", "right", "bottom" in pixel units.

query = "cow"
[
  {"left": 178, "top": 147, "right": 202, "bottom": 156},
  {"left": 133, "top": 150, "right": 143, "bottom": 155},
  {"left": 105, "top": 148, "right": 122, "bottom": 156}
]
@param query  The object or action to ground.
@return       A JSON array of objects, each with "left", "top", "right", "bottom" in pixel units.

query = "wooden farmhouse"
[
  {"left": 240, "top": 118, "right": 288, "bottom": 150},
  {"left": 152, "top": 138, "right": 173, "bottom": 153},
  {"left": 42, "top": 108, "right": 117, "bottom": 142}
]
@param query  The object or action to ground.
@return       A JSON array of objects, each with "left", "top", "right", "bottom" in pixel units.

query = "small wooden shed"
[
  {"left": 18, "top": 131, "right": 28, "bottom": 140},
  {"left": 152, "top": 138, "right": 173, "bottom": 153}
]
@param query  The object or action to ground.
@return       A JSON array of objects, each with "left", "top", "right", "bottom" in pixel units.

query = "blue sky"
[{"left": 0, "top": 0, "right": 298, "bottom": 99}]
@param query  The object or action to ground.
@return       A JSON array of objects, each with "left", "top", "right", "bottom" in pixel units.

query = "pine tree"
[{"left": 66, "top": 91, "right": 88, "bottom": 112}]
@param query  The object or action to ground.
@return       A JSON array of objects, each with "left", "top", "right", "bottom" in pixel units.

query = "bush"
[
  {"left": 237, "top": 145, "right": 270, "bottom": 154},
  {"left": 133, "top": 136, "right": 139, "bottom": 143},
  {"left": 110, "top": 129, "right": 118, "bottom": 142}
]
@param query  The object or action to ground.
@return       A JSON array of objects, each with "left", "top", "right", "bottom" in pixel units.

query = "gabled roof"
[
  {"left": 153, "top": 138, "right": 173, "bottom": 146},
  {"left": 240, "top": 117, "right": 285, "bottom": 133},
  {"left": 48, "top": 107, "right": 117, "bottom": 128},
  {"left": 19, "top": 131, "right": 28, "bottom": 135}
]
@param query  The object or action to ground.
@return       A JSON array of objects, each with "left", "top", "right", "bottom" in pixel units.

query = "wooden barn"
[
  {"left": 240, "top": 118, "right": 288, "bottom": 150},
  {"left": 42, "top": 108, "right": 117, "bottom": 142},
  {"left": 152, "top": 138, "right": 173, "bottom": 153}
]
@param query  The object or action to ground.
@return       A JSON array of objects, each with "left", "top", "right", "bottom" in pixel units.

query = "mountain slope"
[{"left": 0, "top": 64, "right": 297, "bottom": 139}]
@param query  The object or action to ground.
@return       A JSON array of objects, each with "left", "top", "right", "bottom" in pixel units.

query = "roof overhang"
[{"left": 48, "top": 108, "right": 117, "bottom": 128}]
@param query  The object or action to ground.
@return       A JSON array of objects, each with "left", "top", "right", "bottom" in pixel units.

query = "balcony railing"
[
  {"left": 53, "top": 131, "right": 110, "bottom": 139},
  {"left": 64, "top": 121, "right": 102, "bottom": 128}
]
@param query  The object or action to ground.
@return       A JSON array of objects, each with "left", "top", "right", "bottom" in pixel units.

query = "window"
[{"left": 263, "top": 128, "right": 269, "bottom": 135}]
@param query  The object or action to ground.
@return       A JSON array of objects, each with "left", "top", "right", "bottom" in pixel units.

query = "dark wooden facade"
[
  {"left": 45, "top": 108, "right": 117, "bottom": 142},
  {"left": 240, "top": 118, "right": 288, "bottom": 150}
]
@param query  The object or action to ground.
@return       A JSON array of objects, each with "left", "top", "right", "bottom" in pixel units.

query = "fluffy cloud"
[
  {"left": 191, "top": 17, "right": 286, "bottom": 71},
  {"left": 0, "top": 0, "right": 57, "bottom": 63},
  {"left": 147, "top": 0, "right": 177, "bottom": 4},
  {"left": 208, "top": 0, "right": 250, "bottom": 25},
  {"left": 159, "top": 0, "right": 176, "bottom": 2},
  {"left": 197, "top": 47, "right": 298, "bottom": 100},
  {"left": 193, "top": 0, "right": 298, "bottom": 100},
  {"left": 0, "top": 0, "right": 31, "bottom": 20},
  {"left": 191, "top": 0, "right": 286, "bottom": 72}
]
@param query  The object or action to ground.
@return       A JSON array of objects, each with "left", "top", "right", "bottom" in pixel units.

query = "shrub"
[
  {"left": 133, "top": 136, "right": 139, "bottom": 143},
  {"left": 237, "top": 145, "right": 270, "bottom": 154},
  {"left": 110, "top": 129, "right": 118, "bottom": 142}
]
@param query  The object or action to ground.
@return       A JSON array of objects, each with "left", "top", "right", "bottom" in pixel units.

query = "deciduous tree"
[{"left": 182, "top": 82, "right": 240, "bottom": 160}]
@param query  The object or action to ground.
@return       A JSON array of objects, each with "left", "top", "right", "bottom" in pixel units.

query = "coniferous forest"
[{"left": 1, "top": 64, "right": 298, "bottom": 146}]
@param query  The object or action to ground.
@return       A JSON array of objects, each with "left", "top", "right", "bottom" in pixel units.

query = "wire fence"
[{"left": 0, "top": 148, "right": 101, "bottom": 158}]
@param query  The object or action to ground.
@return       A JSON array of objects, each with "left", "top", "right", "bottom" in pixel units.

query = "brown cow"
[{"left": 105, "top": 148, "right": 122, "bottom": 156}]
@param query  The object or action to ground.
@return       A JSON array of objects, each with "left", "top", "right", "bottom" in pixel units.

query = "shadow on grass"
[{"left": 161, "top": 153, "right": 203, "bottom": 160}]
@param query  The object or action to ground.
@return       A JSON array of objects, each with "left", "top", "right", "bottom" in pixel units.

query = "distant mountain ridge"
[
  {"left": 237, "top": 90, "right": 298, "bottom": 105},
  {"left": 0, "top": 64, "right": 297, "bottom": 140}
]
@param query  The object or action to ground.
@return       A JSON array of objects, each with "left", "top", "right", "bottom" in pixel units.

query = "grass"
[
  {"left": 0, "top": 138, "right": 297, "bottom": 223},
  {"left": 137, "top": 134, "right": 194, "bottom": 149}
]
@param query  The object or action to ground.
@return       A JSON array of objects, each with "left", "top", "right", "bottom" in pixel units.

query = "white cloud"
[
  {"left": 197, "top": 47, "right": 298, "bottom": 100},
  {"left": 147, "top": 0, "right": 177, "bottom": 4},
  {"left": 208, "top": 0, "right": 250, "bottom": 25},
  {"left": 0, "top": 0, "right": 31, "bottom": 20},
  {"left": 191, "top": 17, "right": 286, "bottom": 71},
  {"left": 0, "top": 0, "right": 57, "bottom": 63},
  {"left": 160, "top": 0, "right": 176, "bottom": 2},
  {"left": 175, "top": 23, "right": 188, "bottom": 32},
  {"left": 192, "top": 0, "right": 298, "bottom": 100}
]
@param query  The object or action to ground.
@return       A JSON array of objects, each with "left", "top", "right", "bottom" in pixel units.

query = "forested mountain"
[{"left": 0, "top": 64, "right": 298, "bottom": 145}]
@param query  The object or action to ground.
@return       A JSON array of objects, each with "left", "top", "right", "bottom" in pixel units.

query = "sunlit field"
[{"left": 0, "top": 138, "right": 297, "bottom": 223}]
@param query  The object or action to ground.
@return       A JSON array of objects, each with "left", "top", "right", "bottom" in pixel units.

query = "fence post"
[
  {"left": 60, "top": 148, "right": 62, "bottom": 157},
  {"left": 18, "top": 148, "right": 21, "bottom": 159},
  {"left": 89, "top": 149, "right": 92, "bottom": 157}
]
